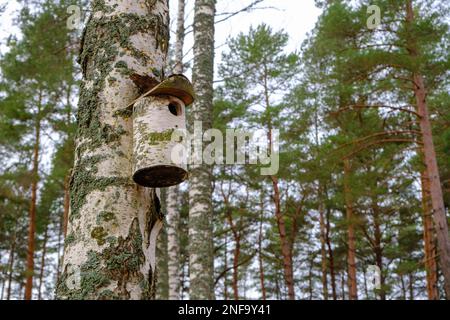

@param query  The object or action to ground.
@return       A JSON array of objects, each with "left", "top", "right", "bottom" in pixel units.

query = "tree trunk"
[
  {"left": 232, "top": 236, "right": 241, "bottom": 300},
  {"left": 0, "top": 276, "right": 4, "bottom": 300},
  {"left": 173, "top": 0, "right": 185, "bottom": 74},
  {"left": 318, "top": 190, "right": 329, "bottom": 300},
  {"left": 19, "top": 284, "right": 24, "bottom": 300},
  {"left": 37, "top": 226, "right": 49, "bottom": 300},
  {"left": 258, "top": 197, "right": 267, "bottom": 300},
  {"left": 371, "top": 198, "right": 386, "bottom": 300},
  {"left": 167, "top": 186, "right": 181, "bottom": 300},
  {"left": 225, "top": 208, "right": 241, "bottom": 300},
  {"left": 343, "top": 159, "right": 358, "bottom": 300},
  {"left": 421, "top": 170, "right": 439, "bottom": 300},
  {"left": 25, "top": 100, "right": 41, "bottom": 300},
  {"left": 262, "top": 54, "right": 295, "bottom": 299},
  {"left": 400, "top": 273, "right": 407, "bottom": 300},
  {"left": 325, "top": 205, "right": 337, "bottom": 300},
  {"left": 6, "top": 231, "right": 16, "bottom": 301},
  {"left": 56, "top": 0, "right": 169, "bottom": 300},
  {"left": 362, "top": 269, "right": 369, "bottom": 300},
  {"left": 156, "top": 226, "right": 169, "bottom": 300},
  {"left": 308, "top": 254, "right": 314, "bottom": 300},
  {"left": 223, "top": 233, "right": 229, "bottom": 300},
  {"left": 408, "top": 273, "right": 414, "bottom": 300},
  {"left": 271, "top": 175, "right": 295, "bottom": 300},
  {"left": 274, "top": 271, "right": 281, "bottom": 300},
  {"left": 188, "top": 0, "right": 216, "bottom": 300},
  {"left": 406, "top": 0, "right": 450, "bottom": 298}
]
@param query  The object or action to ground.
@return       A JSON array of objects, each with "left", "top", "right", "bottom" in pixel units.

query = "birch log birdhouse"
[{"left": 129, "top": 74, "right": 195, "bottom": 188}]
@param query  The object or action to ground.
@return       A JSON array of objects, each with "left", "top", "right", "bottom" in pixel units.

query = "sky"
[
  {"left": 0, "top": 0, "right": 321, "bottom": 73},
  {"left": 171, "top": 0, "right": 321, "bottom": 78}
]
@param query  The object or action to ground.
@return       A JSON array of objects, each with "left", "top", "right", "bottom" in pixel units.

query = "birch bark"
[
  {"left": 56, "top": 0, "right": 169, "bottom": 300},
  {"left": 188, "top": 0, "right": 216, "bottom": 300}
]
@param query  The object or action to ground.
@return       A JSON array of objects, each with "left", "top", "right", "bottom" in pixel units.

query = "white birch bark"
[
  {"left": 173, "top": 0, "right": 185, "bottom": 75},
  {"left": 56, "top": 0, "right": 170, "bottom": 300},
  {"left": 188, "top": 0, "right": 216, "bottom": 300},
  {"left": 167, "top": 184, "right": 181, "bottom": 299}
]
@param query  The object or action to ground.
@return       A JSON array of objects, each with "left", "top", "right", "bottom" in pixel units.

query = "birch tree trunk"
[
  {"left": 188, "top": 0, "right": 216, "bottom": 300},
  {"left": 167, "top": 185, "right": 181, "bottom": 299},
  {"left": 173, "top": 0, "right": 185, "bottom": 75},
  {"left": 156, "top": 225, "right": 169, "bottom": 299},
  {"left": 165, "top": 0, "right": 186, "bottom": 300},
  {"left": 56, "top": 0, "right": 169, "bottom": 300}
]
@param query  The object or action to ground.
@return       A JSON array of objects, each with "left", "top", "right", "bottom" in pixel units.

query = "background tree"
[{"left": 188, "top": 0, "right": 216, "bottom": 300}]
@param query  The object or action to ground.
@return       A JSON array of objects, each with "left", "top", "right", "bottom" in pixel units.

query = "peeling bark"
[{"left": 56, "top": 0, "right": 169, "bottom": 300}]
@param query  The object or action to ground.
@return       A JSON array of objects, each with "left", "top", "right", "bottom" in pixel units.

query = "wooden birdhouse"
[{"left": 130, "top": 75, "right": 195, "bottom": 188}]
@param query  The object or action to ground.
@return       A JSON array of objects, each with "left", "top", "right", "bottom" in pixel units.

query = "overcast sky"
[
  {"left": 173, "top": 0, "right": 321, "bottom": 78},
  {"left": 0, "top": 0, "right": 321, "bottom": 74}
]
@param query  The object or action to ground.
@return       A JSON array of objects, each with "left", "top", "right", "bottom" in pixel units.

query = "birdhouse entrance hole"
[{"left": 168, "top": 100, "right": 182, "bottom": 116}]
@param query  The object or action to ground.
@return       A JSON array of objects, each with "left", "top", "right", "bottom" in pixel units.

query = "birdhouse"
[{"left": 130, "top": 75, "right": 195, "bottom": 188}]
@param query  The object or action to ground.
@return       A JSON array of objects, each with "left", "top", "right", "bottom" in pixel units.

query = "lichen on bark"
[{"left": 56, "top": 0, "right": 170, "bottom": 300}]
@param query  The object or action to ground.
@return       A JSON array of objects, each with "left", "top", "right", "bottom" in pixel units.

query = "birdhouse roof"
[{"left": 127, "top": 74, "right": 195, "bottom": 109}]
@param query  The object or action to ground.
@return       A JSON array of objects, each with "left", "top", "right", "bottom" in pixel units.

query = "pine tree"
[
  {"left": 0, "top": 0, "right": 79, "bottom": 299},
  {"left": 303, "top": 0, "right": 450, "bottom": 299},
  {"left": 219, "top": 24, "right": 301, "bottom": 300}
]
